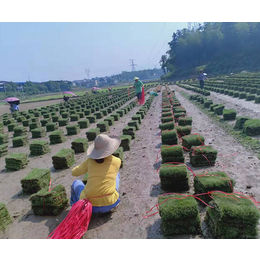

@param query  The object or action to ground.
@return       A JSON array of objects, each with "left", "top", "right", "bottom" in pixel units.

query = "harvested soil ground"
[{"left": 0, "top": 86, "right": 259, "bottom": 239}]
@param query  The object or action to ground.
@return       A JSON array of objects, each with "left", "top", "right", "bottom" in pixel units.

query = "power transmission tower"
[
  {"left": 129, "top": 59, "right": 137, "bottom": 72},
  {"left": 85, "top": 69, "right": 90, "bottom": 79}
]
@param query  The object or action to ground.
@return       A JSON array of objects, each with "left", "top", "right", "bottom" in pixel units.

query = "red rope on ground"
[{"left": 47, "top": 199, "right": 93, "bottom": 239}]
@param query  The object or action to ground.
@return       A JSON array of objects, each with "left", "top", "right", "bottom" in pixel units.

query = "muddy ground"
[{"left": 0, "top": 86, "right": 259, "bottom": 239}]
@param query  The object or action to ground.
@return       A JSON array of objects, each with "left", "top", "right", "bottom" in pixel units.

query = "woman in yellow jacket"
[{"left": 70, "top": 134, "right": 121, "bottom": 214}]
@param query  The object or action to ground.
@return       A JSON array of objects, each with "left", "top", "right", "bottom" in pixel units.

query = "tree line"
[
  {"left": 160, "top": 22, "right": 260, "bottom": 79},
  {"left": 1, "top": 80, "right": 73, "bottom": 98}
]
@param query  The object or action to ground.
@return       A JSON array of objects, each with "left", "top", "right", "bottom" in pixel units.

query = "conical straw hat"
[{"left": 87, "top": 134, "right": 121, "bottom": 159}]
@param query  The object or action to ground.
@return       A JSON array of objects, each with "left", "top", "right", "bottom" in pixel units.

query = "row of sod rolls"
[
  {"left": 155, "top": 86, "right": 259, "bottom": 238},
  {"left": 190, "top": 94, "right": 260, "bottom": 136}
]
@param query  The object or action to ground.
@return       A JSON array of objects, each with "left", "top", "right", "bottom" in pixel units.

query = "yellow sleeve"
[{"left": 72, "top": 159, "right": 89, "bottom": 177}]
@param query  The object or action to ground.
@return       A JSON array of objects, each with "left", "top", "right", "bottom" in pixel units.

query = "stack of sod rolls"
[
  {"left": 49, "top": 130, "right": 66, "bottom": 144},
  {"left": 112, "top": 147, "right": 124, "bottom": 169},
  {"left": 158, "top": 194, "right": 201, "bottom": 236},
  {"left": 161, "top": 145, "right": 185, "bottom": 164},
  {"left": 13, "top": 126, "right": 27, "bottom": 137},
  {"left": 243, "top": 119, "right": 260, "bottom": 136},
  {"left": 206, "top": 192, "right": 260, "bottom": 238},
  {"left": 190, "top": 146, "right": 218, "bottom": 167},
  {"left": 0, "top": 134, "right": 8, "bottom": 145},
  {"left": 66, "top": 125, "right": 80, "bottom": 136},
  {"left": 71, "top": 138, "right": 89, "bottom": 153},
  {"left": 52, "top": 149, "right": 75, "bottom": 169},
  {"left": 30, "top": 140, "right": 50, "bottom": 156},
  {"left": 12, "top": 136, "right": 29, "bottom": 147},
  {"left": 5, "top": 153, "right": 29, "bottom": 171},
  {"left": 29, "top": 185, "right": 68, "bottom": 216},
  {"left": 21, "top": 168, "right": 51, "bottom": 194},
  {"left": 194, "top": 172, "right": 234, "bottom": 203},
  {"left": 159, "top": 164, "right": 189, "bottom": 192},
  {"left": 86, "top": 128, "right": 100, "bottom": 141},
  {"left": 161, "top": 130, "right": 178, "bottom": 145},
  {"left": 0, "top": 203, "right": 13, "bottom": 232},
  {"left": 181, "top": 134, "right": 205, "bottom": 150},
  {"left": 0, "top": 144, "right": 8, "bottom": 157},
  {"left": 31, "top": 127, "right": 47, "bottom": 138}
]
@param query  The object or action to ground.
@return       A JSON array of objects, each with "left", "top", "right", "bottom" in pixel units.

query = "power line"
[{"left": 149, "top": 22, "right": 178, "bottom": 65}]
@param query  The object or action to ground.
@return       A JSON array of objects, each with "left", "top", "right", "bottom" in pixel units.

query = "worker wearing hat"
[
  {"left": 132, "top": 76, "right": 143, "bottom": 103},
  {"left": 70, "top": 134, "right": 121, "bottom": 213}
]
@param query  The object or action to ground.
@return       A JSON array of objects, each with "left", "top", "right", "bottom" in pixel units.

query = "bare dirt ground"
[{"left": 1, "top": 86, "right": 260, "bottom": 239}]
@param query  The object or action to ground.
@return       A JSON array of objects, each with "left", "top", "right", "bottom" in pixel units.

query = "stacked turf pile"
[
  {"left": 12, "top": 136, "right": 29, "bottom": 147},
  {"left": 13, "top": 126, "right": 27, "bottom": 137},
  {"left": 128, "top": 120, "right": 140, "bottom": 130},
  {"left": 112, "top": 147, "right": 124, "bottom": 168},
  {"left": 178, "top": 117, "right": 192, "bottom": 126},
  {"left": 7, "top": 123, "right": 18, "bottom": 132},
  {"left": 206, "top": 192, "right": 260, "bottom": 238},
  {"left": 158, "top": 194, "right": 201, "bottom": 236},
  {"left": 78, "top": 119, "right": 90, "bottom": 129},
  {"left": 66, "top": 125, "right": 80, "bottom": 136},
  {"left": 46, "top": 122, "right": 59, "bottom": 132},
  {"left": 71, "top": 138, "right": 89, "bottom": 153},
  {"left": 0, "top": 144, "right": 8, "bottom": 157},
  {"left": 194, "top": 172, "right": 234, "bottom": 203},
  {"left": 58, "top": 118, "right": 69, "bottom": 126},
  {"left": 223, "top": 109, "right": 237, "bottom": 120},
  {"left": 175, "top": 126, "right": 192, "bottom": 137},
  {"left": 132, "top": 114, "right": 142, "bottom": 124},
  {"left": 97, "top": 121, "right": 109, "bottom": 133},
  {"left": 243, "top": 119, "right": 260, "bottom": 136},
  {"left": 29, "top": 122, "right": 40, "bottom": 131},
  {"left": 119, "top": 135, "right": 131, "bottom": 151},
  {"left": 0, "top": 134, "right": 8, "bottom": 145},
  {"left": 182, "top": 134, "right": 205, "bottom": 149},
  {"left": 122, "top": 126, "right": 136, "bottom": 140},
  {"left": 31, "top": 127, "right": 47, "bottom": 138},
  {"left": 52, "top": 149, "right": 75, "bottom": 169},
  {"left": 159, "top": 164, "right": 189, "bottom": 192},
  {"left": 104, "top": 117, "right": 115, "bottom": 126},
  {"left": 234, "top": 116, "right": 251, "bottom": 130},
  {"left": 190, "top": 146, "right": 218, "bottom": 167},
  {"left": 29, "top": 185, "right": 68, "bottom": 216},
  {"left": 30, "top": 140, "right": 50, "bottom": 156},
  {"left": 0, "top": 203, "right": 13, "bottom": 232},
  {"left": 111, "top": 113, "right": 120, "bottom": 121},
  {"left": 21, "top": 168, "right": 51, "bottom": 194},
  {"left": 161, "top": 145, "right": 185, "bottom": 163},
  {"left": 5, "top": 153, "right": 29, "bottom": 171},
  {"left": 86, "top": 128, "right": 100, "bottom": 141},
  {"left": 161, "top": 130, "right": 178, "bottom": 145},
  {"left": 49, "top": 130, "right": 66, "bottom": 144},
  {"left": 213, "top": 105, "right": 225, "bottom": 115},
  {"left": 159, "top": 122, "right": 175, "bottom": 131}
]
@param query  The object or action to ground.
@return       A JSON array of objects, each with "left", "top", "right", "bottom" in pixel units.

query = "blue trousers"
[{"left": 70, "top": 173, "right": 120, "bottom": 214}]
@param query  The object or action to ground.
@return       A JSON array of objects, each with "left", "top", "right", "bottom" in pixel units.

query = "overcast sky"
[{"left": 0, "top": 22, "right": 187, "bottom": 82}]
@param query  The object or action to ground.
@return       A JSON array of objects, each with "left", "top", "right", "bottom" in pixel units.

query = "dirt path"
[{"left": 183, "top": 84, "right": 260, "bottom": 120}]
